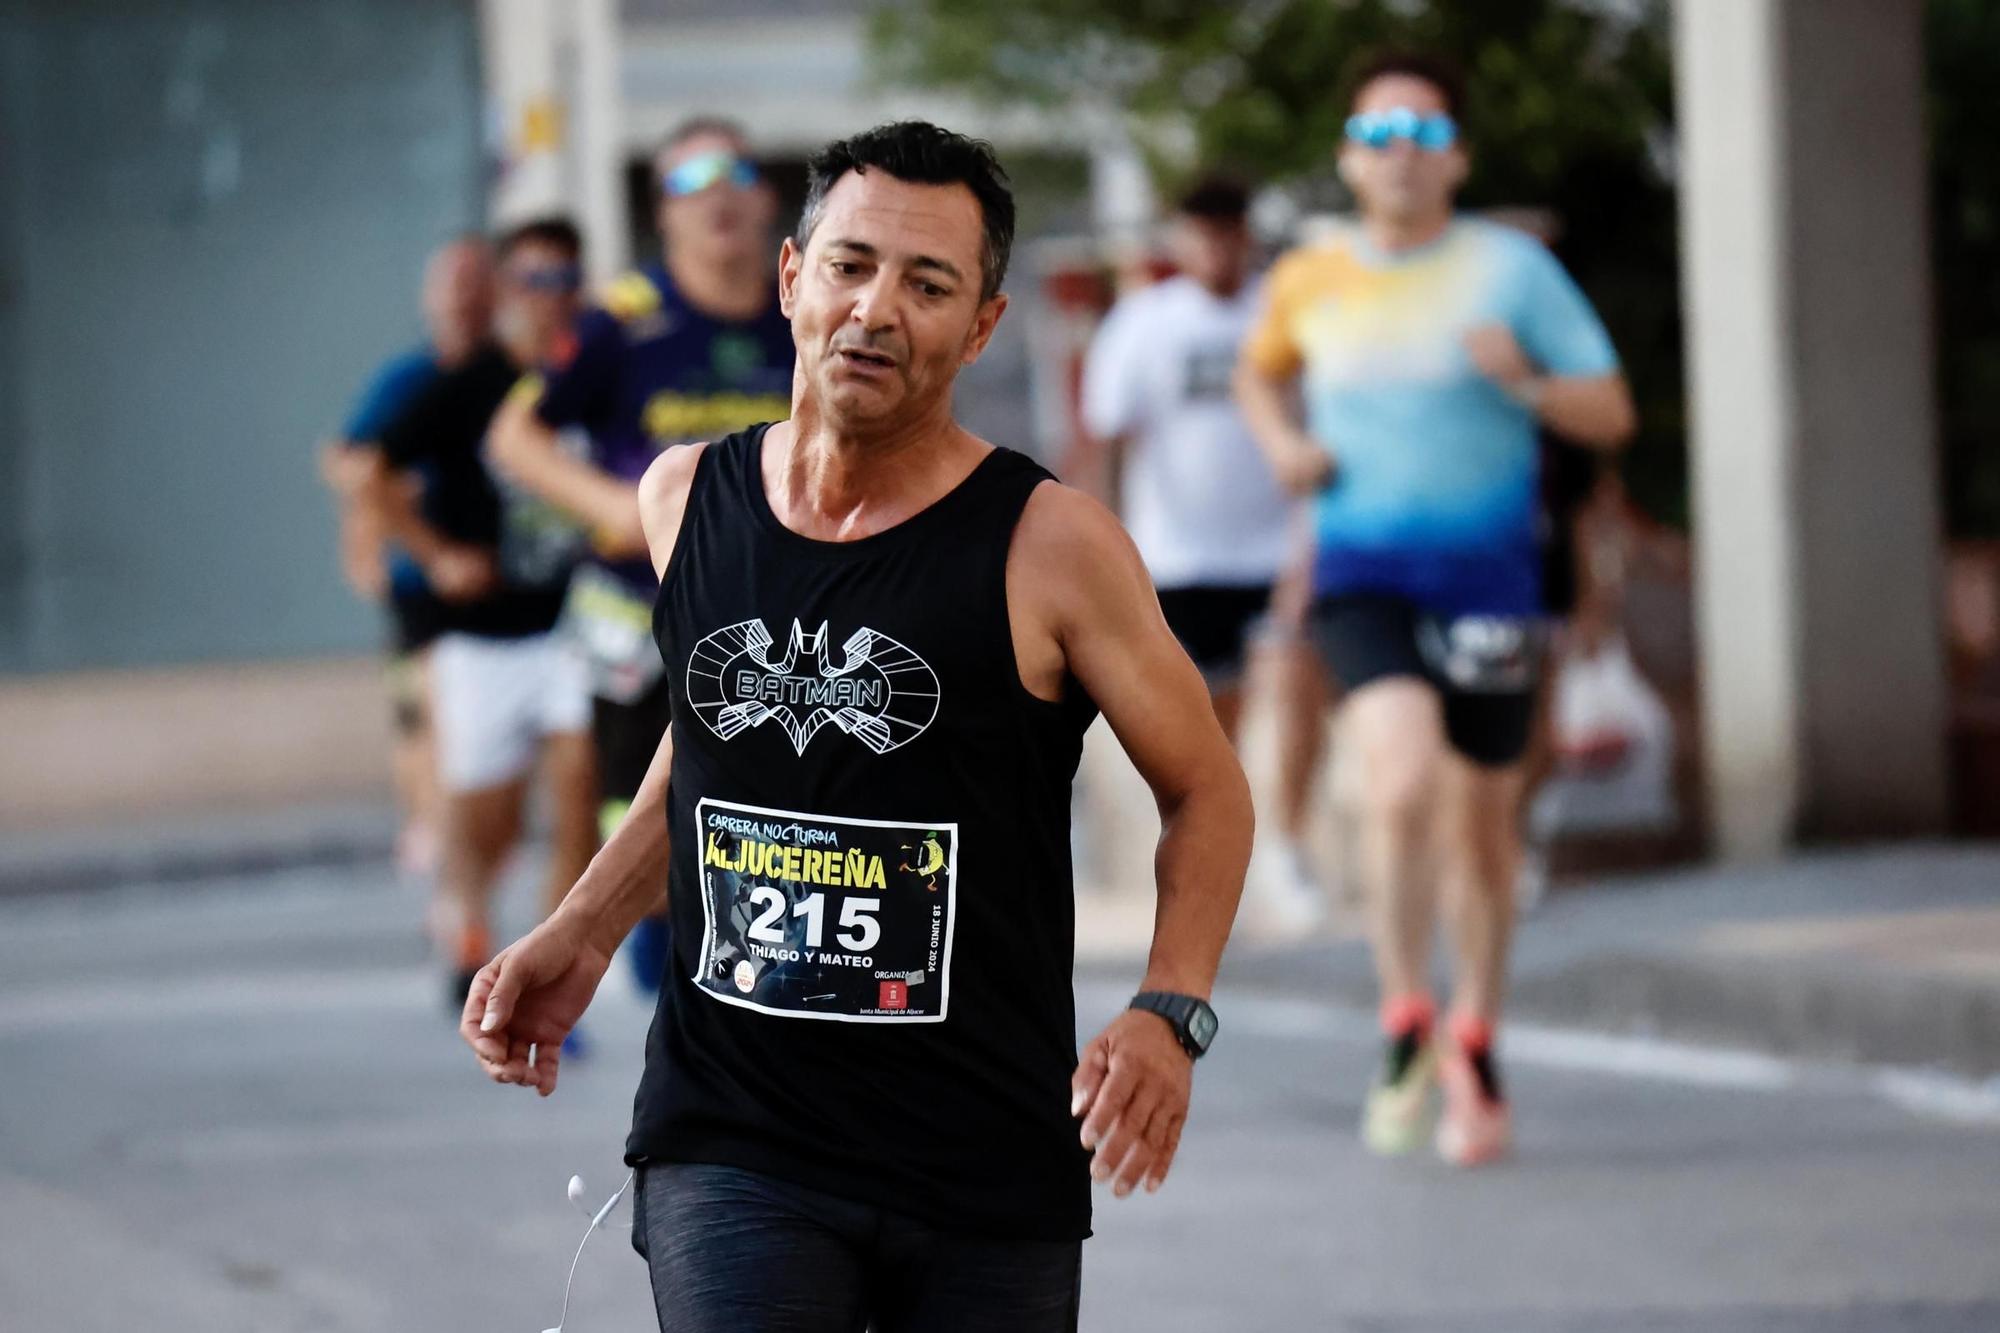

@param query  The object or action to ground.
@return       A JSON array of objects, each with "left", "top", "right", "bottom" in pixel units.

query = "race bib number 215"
[{"left": 694, "top": 797, "right": 957, "bottom": 1023}]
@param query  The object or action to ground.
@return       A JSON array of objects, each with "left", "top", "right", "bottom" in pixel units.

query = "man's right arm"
[
  {"left": 365, "top": 389, "right": 498, "bottom": 602},
  {"left": 1065, "top": 300, "right": 1139, "bottom": 494},
  {"left": 319, "top": 353, "right": 431, "bottom": 600},
  {"left": 1234, "top": 256, "right": 1336, "bottom": 497}
]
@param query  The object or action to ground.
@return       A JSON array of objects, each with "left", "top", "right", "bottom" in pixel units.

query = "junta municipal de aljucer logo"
[{"left": 685, "top": 619, "right": 940, "bottom": 755}]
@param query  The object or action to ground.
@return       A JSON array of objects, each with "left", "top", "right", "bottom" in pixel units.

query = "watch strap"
[{"left": 1129, "top": 991, "right": 1215, "bottom": 1059}]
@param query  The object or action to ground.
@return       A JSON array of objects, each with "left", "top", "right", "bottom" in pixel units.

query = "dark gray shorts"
[
  {"left": 1311, "top": 594, "right": 1543, "bottom": 767},
  {"left": 632, "top": 1162, "right": 1082, "bottom": 1333}
]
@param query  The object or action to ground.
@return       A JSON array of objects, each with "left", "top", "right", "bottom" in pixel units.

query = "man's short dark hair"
[
  {"left": 797, "top": 121, "right": 1015, "bottom": 303},
  {"left": 657, "top": 115, "right": 750, "bottom": 163},
  {"left": 1176, "top": 175, "right": 1251, "bottom": 223},
  {"left": 497, "top": 215, "right": 583, "bottom": 264},
  {"left": 1343, "top": 48, "right": 1468, "bottom": 123}
]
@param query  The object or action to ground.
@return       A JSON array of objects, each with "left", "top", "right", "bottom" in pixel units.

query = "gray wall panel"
[{"left": 0, "top": 0, "right": 484, "bottom": 672}]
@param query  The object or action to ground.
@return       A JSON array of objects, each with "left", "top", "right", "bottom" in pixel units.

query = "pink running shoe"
[{"left": 1436, "top": 1014, "right": 1512, "bottom": 1167}]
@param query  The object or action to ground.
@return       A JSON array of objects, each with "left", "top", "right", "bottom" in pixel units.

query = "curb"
[
  {"left": 1510, "top": 948, "right": 2000, "bottom": 1081},
  {"left": 0, "top": 803, "right": 400, "bottom": 899}
]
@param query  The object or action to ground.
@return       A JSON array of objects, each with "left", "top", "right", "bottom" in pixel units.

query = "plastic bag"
[{"left": 1531, "top": 633, "right": 1678, "bottom": 836}]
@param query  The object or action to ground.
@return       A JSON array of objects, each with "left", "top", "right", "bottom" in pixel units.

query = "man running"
[
  {"left": 463, "top": 121, "right": 1251, "bottom": 1330},
  {"left": 320, "top": 236, "right": 494, "bottom": 876},
  {"left": 1080, "top": 176, "right": 1325, "bottom": 929},
  {"left": 487, "top": 117, "right": 793, "bottom": 994},
  {"left": 1235, "top": 51, "right": 1636, "bottom": 1166},
  {"left": 366, "top": 218, "right": 598, "bottom": 1010}
]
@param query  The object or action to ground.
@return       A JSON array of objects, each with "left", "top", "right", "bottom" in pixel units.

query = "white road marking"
[
  {"left": 6, "top": 972, "right": 1995, "bottom": 1130},
  {"left": 1077, "top": 982, "right": 2000, "bottom": 1128}
]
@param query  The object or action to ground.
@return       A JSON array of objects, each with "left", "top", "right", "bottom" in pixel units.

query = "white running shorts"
[{"left": 429, "top": 631, "right": 592, "bottom": 792}]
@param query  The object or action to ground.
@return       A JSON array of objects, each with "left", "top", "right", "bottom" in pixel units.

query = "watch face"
[{"left": 1189, "top": 1004, "right": 1218, "bottom": 1051}]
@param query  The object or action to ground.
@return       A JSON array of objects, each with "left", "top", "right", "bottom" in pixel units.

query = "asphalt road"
[{"left": 3, "top": 863, "right": 1996, "bottom": 1331}]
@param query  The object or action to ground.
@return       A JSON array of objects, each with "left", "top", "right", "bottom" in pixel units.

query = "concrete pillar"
[
  {"left": 480, "top": 0, "right": 626, "bottom": 278},
  {"left": 569, "top": 0, "right": 629, "bottom": 283},
  {"left": 1675, "top": 0, "right": 1948, "bottom": 858},
  {"left": 1088, "top": 142, "right": 1157, "bottom": 253}
]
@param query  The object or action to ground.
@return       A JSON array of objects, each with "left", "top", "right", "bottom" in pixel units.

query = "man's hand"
[
  {"left": 318, "top": 441, "right": 378, "bottom": 497},
  {"left": 1463, "top": 322, "right": 1536, "bottom": 390},
  {"left": 486, "top": 392, "right": 649, "bottom": 555},
  {"left": 337, "top": 517, "right": 388, "bottom": 602},
  {"left": 460, "top": 915, "right": 615, "bottom": 1098},
  {"left": 1071, "top": 1008, "right": 1195, "bottom": 1198},
  {"left": 1272, "top": 434, "right": 1336, "bottom": 496},
  {"left": 426, "top": 543, "right": 498, "bottom": 601}
]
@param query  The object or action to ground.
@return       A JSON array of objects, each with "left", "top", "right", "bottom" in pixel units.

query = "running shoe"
[
  {"left": 447, "top": 924, "right": 491, "bottom": 1017},
  {"left": 1436, "top": 1018, "right": 1512, "bottom": 1167},
  {"left": 1360, "top": 1002, "right": 1438, "bottom": 1156},
  {"left": 1245, "top": 841, "right": 1327, "bottom": 936}
]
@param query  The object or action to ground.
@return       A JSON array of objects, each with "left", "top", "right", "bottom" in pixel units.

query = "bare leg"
[
  {"left": 1270, "top": 635, "right": 1330, "bottom": 846},
  {"left": 1438, "top": 754, "right": 1527, "bottom": 1024},
  {"left": 1342, "top": 679, "right": 1446, "bottom": 1002},
  {"left": 1434, "top": 752, "right": 1524, "bottom": 1164},
  {"left": 538, "top": 730, "right": 600, "bottom": 921},
  {"left": 390, "top": 649, "right": 442, "bottom": 874},
  {"left": 438, "top": 777, "right": 528, "bottom": 973}
]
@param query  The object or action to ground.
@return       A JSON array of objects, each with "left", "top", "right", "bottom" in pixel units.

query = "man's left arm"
[
  {"left": 485, "top": 311, "right": 649, "bottom": 557},
  {"left": 1011, "top": 483, "right": 1254, "bottom": 1198},
  {"left": 486, "top": 383, "right": 648, "bottom": 558},
  {"left": 1464, "top": 244, "right": 1637, "bottom": 451}
]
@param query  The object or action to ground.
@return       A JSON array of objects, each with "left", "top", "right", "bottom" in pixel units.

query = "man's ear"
[
  {"left": 960, "top": 292, "right": 1010, "bottom": 367},
  {"left": 1445, "top": 145, "right": 1471, "bottom": 192},
  {"left": 778, "top": 236, "right": 801, "bottom": 318}
]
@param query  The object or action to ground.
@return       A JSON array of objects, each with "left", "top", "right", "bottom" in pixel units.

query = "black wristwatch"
[{"left": 1129, "top": 991, "right": 1218, "bottom": 1060}]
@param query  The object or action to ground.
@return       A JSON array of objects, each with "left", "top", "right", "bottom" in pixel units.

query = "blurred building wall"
[
  {"left": 0, "top": 0, "right": 487, "bottom": 676},
  {"left": 1676, "top": 0, "right": 1949, "bottom": 857},
  {"left": 0, "top": 0, "right": 487, "bottom": 826}
]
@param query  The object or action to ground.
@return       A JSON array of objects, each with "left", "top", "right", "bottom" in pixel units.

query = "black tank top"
[{"left": 626, "top": 424, "right": 1099, "bottom": 1240}]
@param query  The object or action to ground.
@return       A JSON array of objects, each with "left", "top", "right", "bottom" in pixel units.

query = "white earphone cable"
[{"left": 545, "top": 1170, "right": 635, "bottom": 1333}]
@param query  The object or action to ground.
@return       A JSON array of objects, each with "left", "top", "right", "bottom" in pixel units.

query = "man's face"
[
  {"left": 1339, "top": 74, "right": 1468, "bottom": 227},
  {"left": 1169, "top": 214, "right": 1251, "bottom": 293},
  {"left": 654, "top": 130, "right": 776, "bottom": 265},
  {"left": 779, "top": 169, "right": 1007, "bottom": 433},
  {"left": 422, "top": 240, "right": 494, "bottom": 349},
  {"left": 496, "top": 238, "right": 581, "bottom": 353}
]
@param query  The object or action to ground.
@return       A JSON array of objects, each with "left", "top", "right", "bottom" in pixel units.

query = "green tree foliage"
[{"left": 869, "top": 0, "right": 1686, "bottom": 524}]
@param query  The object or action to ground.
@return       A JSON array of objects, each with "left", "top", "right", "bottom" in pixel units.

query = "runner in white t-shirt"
[{"left": 1081, "top": 178, "right": 1327, "bottom": 927}]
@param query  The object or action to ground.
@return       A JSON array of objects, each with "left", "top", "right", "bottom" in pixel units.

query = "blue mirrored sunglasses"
[
  {"left": 508, "top": 263, "right": 582, "bottom": 293},
  {"left": 662, "top": 151, "right": 760, "bottom": 198},
  {"left": 1344, "top": 108, "right": 1459, "bottom": 151}
]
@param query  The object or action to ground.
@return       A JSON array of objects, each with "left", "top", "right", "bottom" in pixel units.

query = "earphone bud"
[
  {"left": 543, "top": 1170, "right": 635, "bottom": 1333},
  {"left": 566, "top": 1174, "right": 631, "bottom": 1230}
]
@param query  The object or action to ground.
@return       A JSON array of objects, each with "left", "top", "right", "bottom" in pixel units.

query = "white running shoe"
[{"left": 1245, "top": 840, "right": 1327, "bottom": 937}]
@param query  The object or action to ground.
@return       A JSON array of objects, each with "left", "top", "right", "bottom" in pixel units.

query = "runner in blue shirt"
[
  {"left": 1237, "top": 51, "right": 1637, "bottom": 1167},
  {"left": 320, "top": 236, "right": 493, "bottom": 877}
]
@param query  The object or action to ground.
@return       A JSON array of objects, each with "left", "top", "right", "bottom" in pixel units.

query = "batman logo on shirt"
[{"left": 686, "top": 619, "right": 940, "bottom": 755}]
